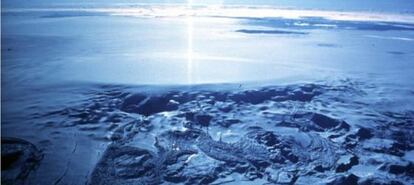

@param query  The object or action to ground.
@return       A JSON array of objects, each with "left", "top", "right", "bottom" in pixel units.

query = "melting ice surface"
[{"left": 2, "top": 1, "right": 414, "bottom": 185}]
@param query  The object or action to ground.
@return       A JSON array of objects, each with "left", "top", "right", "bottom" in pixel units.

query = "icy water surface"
[{"left": 2, "top": 3, "right": 414, "bottom": 185}]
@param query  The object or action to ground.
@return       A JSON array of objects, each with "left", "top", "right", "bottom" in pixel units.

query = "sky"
[{"left": 2, "top": 0, "right": 414, "bottom": 13}]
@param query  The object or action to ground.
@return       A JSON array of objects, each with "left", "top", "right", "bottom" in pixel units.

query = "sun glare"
[{"left": 187, "top": 0, "right": 194, "bottom": 84}]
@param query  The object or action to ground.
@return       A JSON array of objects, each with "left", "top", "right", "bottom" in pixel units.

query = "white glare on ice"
[
  {"left": 4, "top": 6, "right": 414, "bottom": 24},
  {"left": 187, "top": 0, "right": 194, "bottom": 84}
]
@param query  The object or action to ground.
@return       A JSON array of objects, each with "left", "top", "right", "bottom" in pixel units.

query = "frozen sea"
[{"left": 2, "top": 1, "right": 414, "bottom": 185}]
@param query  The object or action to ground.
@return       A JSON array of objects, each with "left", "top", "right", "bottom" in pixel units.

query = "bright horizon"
[{"left": 3, "top": 0, "right": 414, "bottom": 13}]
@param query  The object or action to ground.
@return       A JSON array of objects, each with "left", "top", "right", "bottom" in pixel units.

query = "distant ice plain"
[{"left": 2, "top": 4, "right": 414, "bottom": 86}]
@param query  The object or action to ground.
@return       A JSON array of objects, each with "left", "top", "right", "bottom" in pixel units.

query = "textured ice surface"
[
  {"left": 3, "top": 81, "right": 414, "bottom": 184},
  {"left": 2, "top": 3, "right": 414, "bottom": 185}
]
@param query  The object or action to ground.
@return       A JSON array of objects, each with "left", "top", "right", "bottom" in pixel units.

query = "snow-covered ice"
[{"left": 2, "top": 2, "right": 414, "bottom": 185}]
